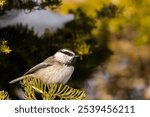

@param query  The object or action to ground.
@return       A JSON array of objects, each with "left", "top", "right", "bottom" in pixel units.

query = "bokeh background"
[{"left": 0, "top": 0, "right": 150, "bottom": 99}]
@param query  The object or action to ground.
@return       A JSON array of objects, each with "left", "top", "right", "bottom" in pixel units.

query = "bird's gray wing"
[
  {"left": 24, "top": 62, "right": 52, "bottom": 75},
  {"left": 9, "top": 57, "right": 54, "bottom": 84},
  {"left": 9, "top": 62, "right": 52, "bottom": 84},
  {"left": 24, "top": 56, "right": 54, "bottom": 75}
]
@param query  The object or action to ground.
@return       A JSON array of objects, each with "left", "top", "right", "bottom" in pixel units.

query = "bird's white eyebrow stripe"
[{"left": 59, "top": 50, "right": 74, "bottom": 56}]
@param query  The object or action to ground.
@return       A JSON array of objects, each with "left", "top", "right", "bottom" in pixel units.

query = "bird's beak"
[{"left": 71, "top": 55, "right": 79, "bottom": 65}]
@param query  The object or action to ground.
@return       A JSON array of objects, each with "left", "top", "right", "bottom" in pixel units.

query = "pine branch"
[
  {"left": 0, "top": 90, "right": 10, "bottom": 100},
  {"left": 0, "top": 39, "right": 12, "bottom": 54},
  {"left": 0, "top": 0, "right": 62, "bottom": 14},
  {"left": 0, "top": 0, "right": 7, "bottom": 10},
  {"left": 20, "top": 77, "right": 86, "bottom": 100}
]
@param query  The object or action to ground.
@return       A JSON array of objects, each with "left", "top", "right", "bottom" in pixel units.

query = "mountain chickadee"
[{"left": 9, "top": 49, "right": 79, "bottom": 85}]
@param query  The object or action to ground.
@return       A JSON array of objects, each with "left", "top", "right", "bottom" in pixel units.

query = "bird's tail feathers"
[{"left": 9, "top": 76, "right": 25, "bottom": 84}]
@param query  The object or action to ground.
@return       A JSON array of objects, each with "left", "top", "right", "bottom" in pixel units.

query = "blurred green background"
[{"left": 0, "top": 0, "right": 150, "bottom": 99}]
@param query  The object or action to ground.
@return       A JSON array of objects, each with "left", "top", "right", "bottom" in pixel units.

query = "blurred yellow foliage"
[
  {"left": 74, "top": 40, "right": 91, "bottom": 56},
  {"left": 60, "top": 0, "right": 137, "bottom": 17},
  {"left": 60, "top": 0, "right": 110, "bottom": 17},
  {"left": 0, "top": 0, "right": 7, "bottom": 10},
  {"left": 0, "top": 39, "right": 12, "bottom": 54},
  {"left": 59, "top": 0, "right": 150, "bottom": 46}
]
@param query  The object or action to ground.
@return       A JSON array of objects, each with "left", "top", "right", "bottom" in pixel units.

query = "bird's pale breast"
[{"left": 34, "top": 64, "right": 74, "bottom": 84}]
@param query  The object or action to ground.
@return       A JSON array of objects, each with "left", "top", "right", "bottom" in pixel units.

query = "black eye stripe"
[{"left": 60, "top": 50, "right": 74, "bottom": 56}]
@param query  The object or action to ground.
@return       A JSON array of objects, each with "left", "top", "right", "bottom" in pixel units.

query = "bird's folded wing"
[
  {"left": 24, "top": 62, "right": 52, "bottom": 75},
  {"left": 9, "top": 63, "right": 52, "bottom": 84}
]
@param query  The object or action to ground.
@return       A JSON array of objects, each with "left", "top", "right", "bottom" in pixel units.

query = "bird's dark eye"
[{"left": 60, "top": 50, "right": 74, "bottom": 56}]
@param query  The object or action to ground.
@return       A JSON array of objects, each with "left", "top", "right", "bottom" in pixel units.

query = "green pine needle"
[
  {"left": 20, "top": 77, "right": 86, "bottom": 100},
  {"left": 0, "top": 90, "right": 10, "bottom": 100}
]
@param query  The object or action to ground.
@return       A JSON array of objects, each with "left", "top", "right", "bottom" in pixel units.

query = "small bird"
[{"left": 9, "top": 49, "right": 79, "bottom": 85}]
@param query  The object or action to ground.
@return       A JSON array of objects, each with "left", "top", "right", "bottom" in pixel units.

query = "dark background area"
[{"left": 0, "top": 0, "right": 150, "bottom": 99}]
